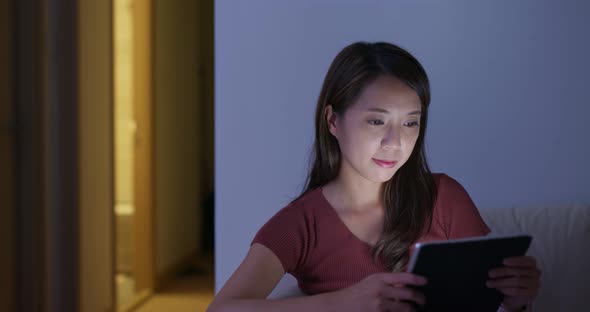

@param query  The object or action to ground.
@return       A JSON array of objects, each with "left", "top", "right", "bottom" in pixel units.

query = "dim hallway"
[
  {"left": 1, "top": 0, "right": 214, "bottom": 311},
  {"left": 134, "top": 254, "right": 214, "bottom": 312}
]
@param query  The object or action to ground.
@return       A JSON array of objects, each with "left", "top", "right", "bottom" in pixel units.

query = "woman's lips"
[{"left": 373, "top": 159, "right": 398, "bottom": 168}]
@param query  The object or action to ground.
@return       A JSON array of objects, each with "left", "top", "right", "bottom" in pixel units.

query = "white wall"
[{"left": 215, "top": 0, "right": 590, "bottom": 291}]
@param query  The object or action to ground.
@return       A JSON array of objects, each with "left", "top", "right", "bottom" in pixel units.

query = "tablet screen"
[{"left": 407, "top": 234, "right": 532, "bottom": 312}]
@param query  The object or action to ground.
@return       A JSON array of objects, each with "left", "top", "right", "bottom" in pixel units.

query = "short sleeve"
[
  {"left": 437, "top": 174, "right": 491, "bottom": 239},
  {"left": 251, "top": 203, "right": 312, "bottom": 274}
]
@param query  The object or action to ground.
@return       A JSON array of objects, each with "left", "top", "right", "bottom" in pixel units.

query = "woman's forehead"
[{"left": 351, "top": 76, "right": 422, "bottom": 113}]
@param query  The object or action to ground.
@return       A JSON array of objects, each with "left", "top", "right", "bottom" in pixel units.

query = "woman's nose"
[{"left": 381, "top": 126, "right": 401, "bottom": 150}]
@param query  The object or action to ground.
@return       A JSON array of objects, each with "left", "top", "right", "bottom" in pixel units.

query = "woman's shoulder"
[
  {"left": 275, "top": 188, "right": 324, "bottom": 217},
  {"left": 431, "top": 172, "right": 475, "bottom": 211},
  {"left": 432, "top": 172, "right": 456, "bottom": 184},
  {"left": 432, "top": 173, "right": 467, "bottom": 194},
  {"left": 430, "top": 173, "right": 490, "bottom": 237},
  {"left": 252, "top": 188, "right": 325, "bottom": 273}
]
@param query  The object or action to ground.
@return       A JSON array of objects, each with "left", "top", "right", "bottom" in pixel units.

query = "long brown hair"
[{"left": 300, "top": 42, "right": 437, "bottom": 271}]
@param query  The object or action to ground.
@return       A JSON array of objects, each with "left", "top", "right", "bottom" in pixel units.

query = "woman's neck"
[{"left": 325, "top": 171, "right": 383, "bottom": 213}]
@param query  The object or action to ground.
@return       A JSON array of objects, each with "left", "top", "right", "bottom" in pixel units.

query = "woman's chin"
[{"left": 366, "top": 171, "right": 397, "bottom": 183}]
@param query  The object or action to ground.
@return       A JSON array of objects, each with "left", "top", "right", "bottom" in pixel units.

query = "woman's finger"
[
  {"left": 502, "top": 256, "right": 537, "bottom": 268},
  {"left": 495, "top": 287, "right": 537, "bottom": 298},
  {"left": 380, "top": 286, "right": 425, "bottom": 305},
  {"left": 383, "top": 300, "right": 416, "bottom": 312},
  {"left": 486, "top": 276, "right": 540, "bottom": 289},
  {"left": 489, "top": 266, "right": 541, "bottom": 279},
  {"left": 381, "top": 272, "right": 427, "bottom": 286}
]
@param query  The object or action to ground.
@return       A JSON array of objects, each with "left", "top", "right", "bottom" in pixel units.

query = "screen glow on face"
[{"left": 329, "top": 75, "right": 422, "bottom": 185}]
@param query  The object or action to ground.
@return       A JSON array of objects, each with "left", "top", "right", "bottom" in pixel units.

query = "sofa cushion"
[{"left": 479, "top": 204, "right": 590, "bottom": 312}]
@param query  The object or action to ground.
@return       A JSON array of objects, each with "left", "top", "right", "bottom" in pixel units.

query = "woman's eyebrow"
[
  {"left": 366, "top": 107, "right": 389, "bottom": 113},
  {"left": 366, "top": 107, "right": 422, "bottom": 115}
]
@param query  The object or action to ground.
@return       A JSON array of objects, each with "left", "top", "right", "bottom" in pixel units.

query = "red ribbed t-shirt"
[{"left": 252, "top": 173, "right": 491, "bottom": 295}]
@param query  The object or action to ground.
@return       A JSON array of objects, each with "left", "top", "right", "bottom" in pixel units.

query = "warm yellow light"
[{"left": 114, "top": 0, "right": 135, "bottom": 209}]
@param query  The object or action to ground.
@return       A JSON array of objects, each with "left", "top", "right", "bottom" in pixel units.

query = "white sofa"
[
  {"left": 480, "top": 204, "right": 590, "bottom": 311},
  {"left": 267, "top": 204, "right": 590, "bottom": 311}
]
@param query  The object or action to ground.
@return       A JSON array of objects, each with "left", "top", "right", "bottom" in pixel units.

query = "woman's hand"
[
  {"left": 337, "top": 272, "right": 427, "bottom": 312},
  {"left": 486, "top": 256, "right": 542, "bottom": 311}
]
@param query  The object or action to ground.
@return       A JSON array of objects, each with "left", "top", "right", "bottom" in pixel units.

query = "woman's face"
[{"left": 327, "top": 75, "right": 422, "bottom": 184}]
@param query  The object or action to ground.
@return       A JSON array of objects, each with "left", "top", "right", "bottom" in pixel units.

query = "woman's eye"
[
  {"left": 405, "top": 121, "right": 420, "bottom": 127},
  {"left": 367, "top": 119, "right": 384, "bottom": 126}
]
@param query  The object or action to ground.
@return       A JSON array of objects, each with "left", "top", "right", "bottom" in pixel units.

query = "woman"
[{"left": 208, "top": 42, "right": 541, "bottom": 312}]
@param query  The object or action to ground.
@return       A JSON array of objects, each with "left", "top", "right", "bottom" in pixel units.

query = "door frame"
[
  {"left": 131, "top": 0, "right": 156, "bottom": 296},
  {"left": 78, "top": 0, "right": 115, "bottom": 310},
  {"left": 113, "top": 0, "right": 156, "bottom": 309},
  {"left": 0, "top": 0, "right": 16, "bottom": 310},
  {"left": 4, "top": 1, "right": 155, "bottom": 311}
]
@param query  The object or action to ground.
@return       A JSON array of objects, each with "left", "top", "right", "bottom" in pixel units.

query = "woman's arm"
[
  {"left": 207, "top": 243, "right": 427, "bottom": 312},
  {"left": 206, "top": 243, "right": 343, "bottom": 312}
]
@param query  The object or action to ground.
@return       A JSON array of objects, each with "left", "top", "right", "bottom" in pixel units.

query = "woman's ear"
[{"left": 325, "top": 105, "right": 338, "bottom": 137}]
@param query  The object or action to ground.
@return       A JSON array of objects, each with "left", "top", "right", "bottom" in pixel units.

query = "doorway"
[
  {"left": 113, "top": 0, "right": 154, "bottom": 309},
  {"left": 111, "top": 0, "right": 214, "bottom": 309}
]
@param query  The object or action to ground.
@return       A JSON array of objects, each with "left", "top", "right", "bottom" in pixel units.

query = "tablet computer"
[{"left": 407, "top": 234, "right": 532, "bottom": 312}]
